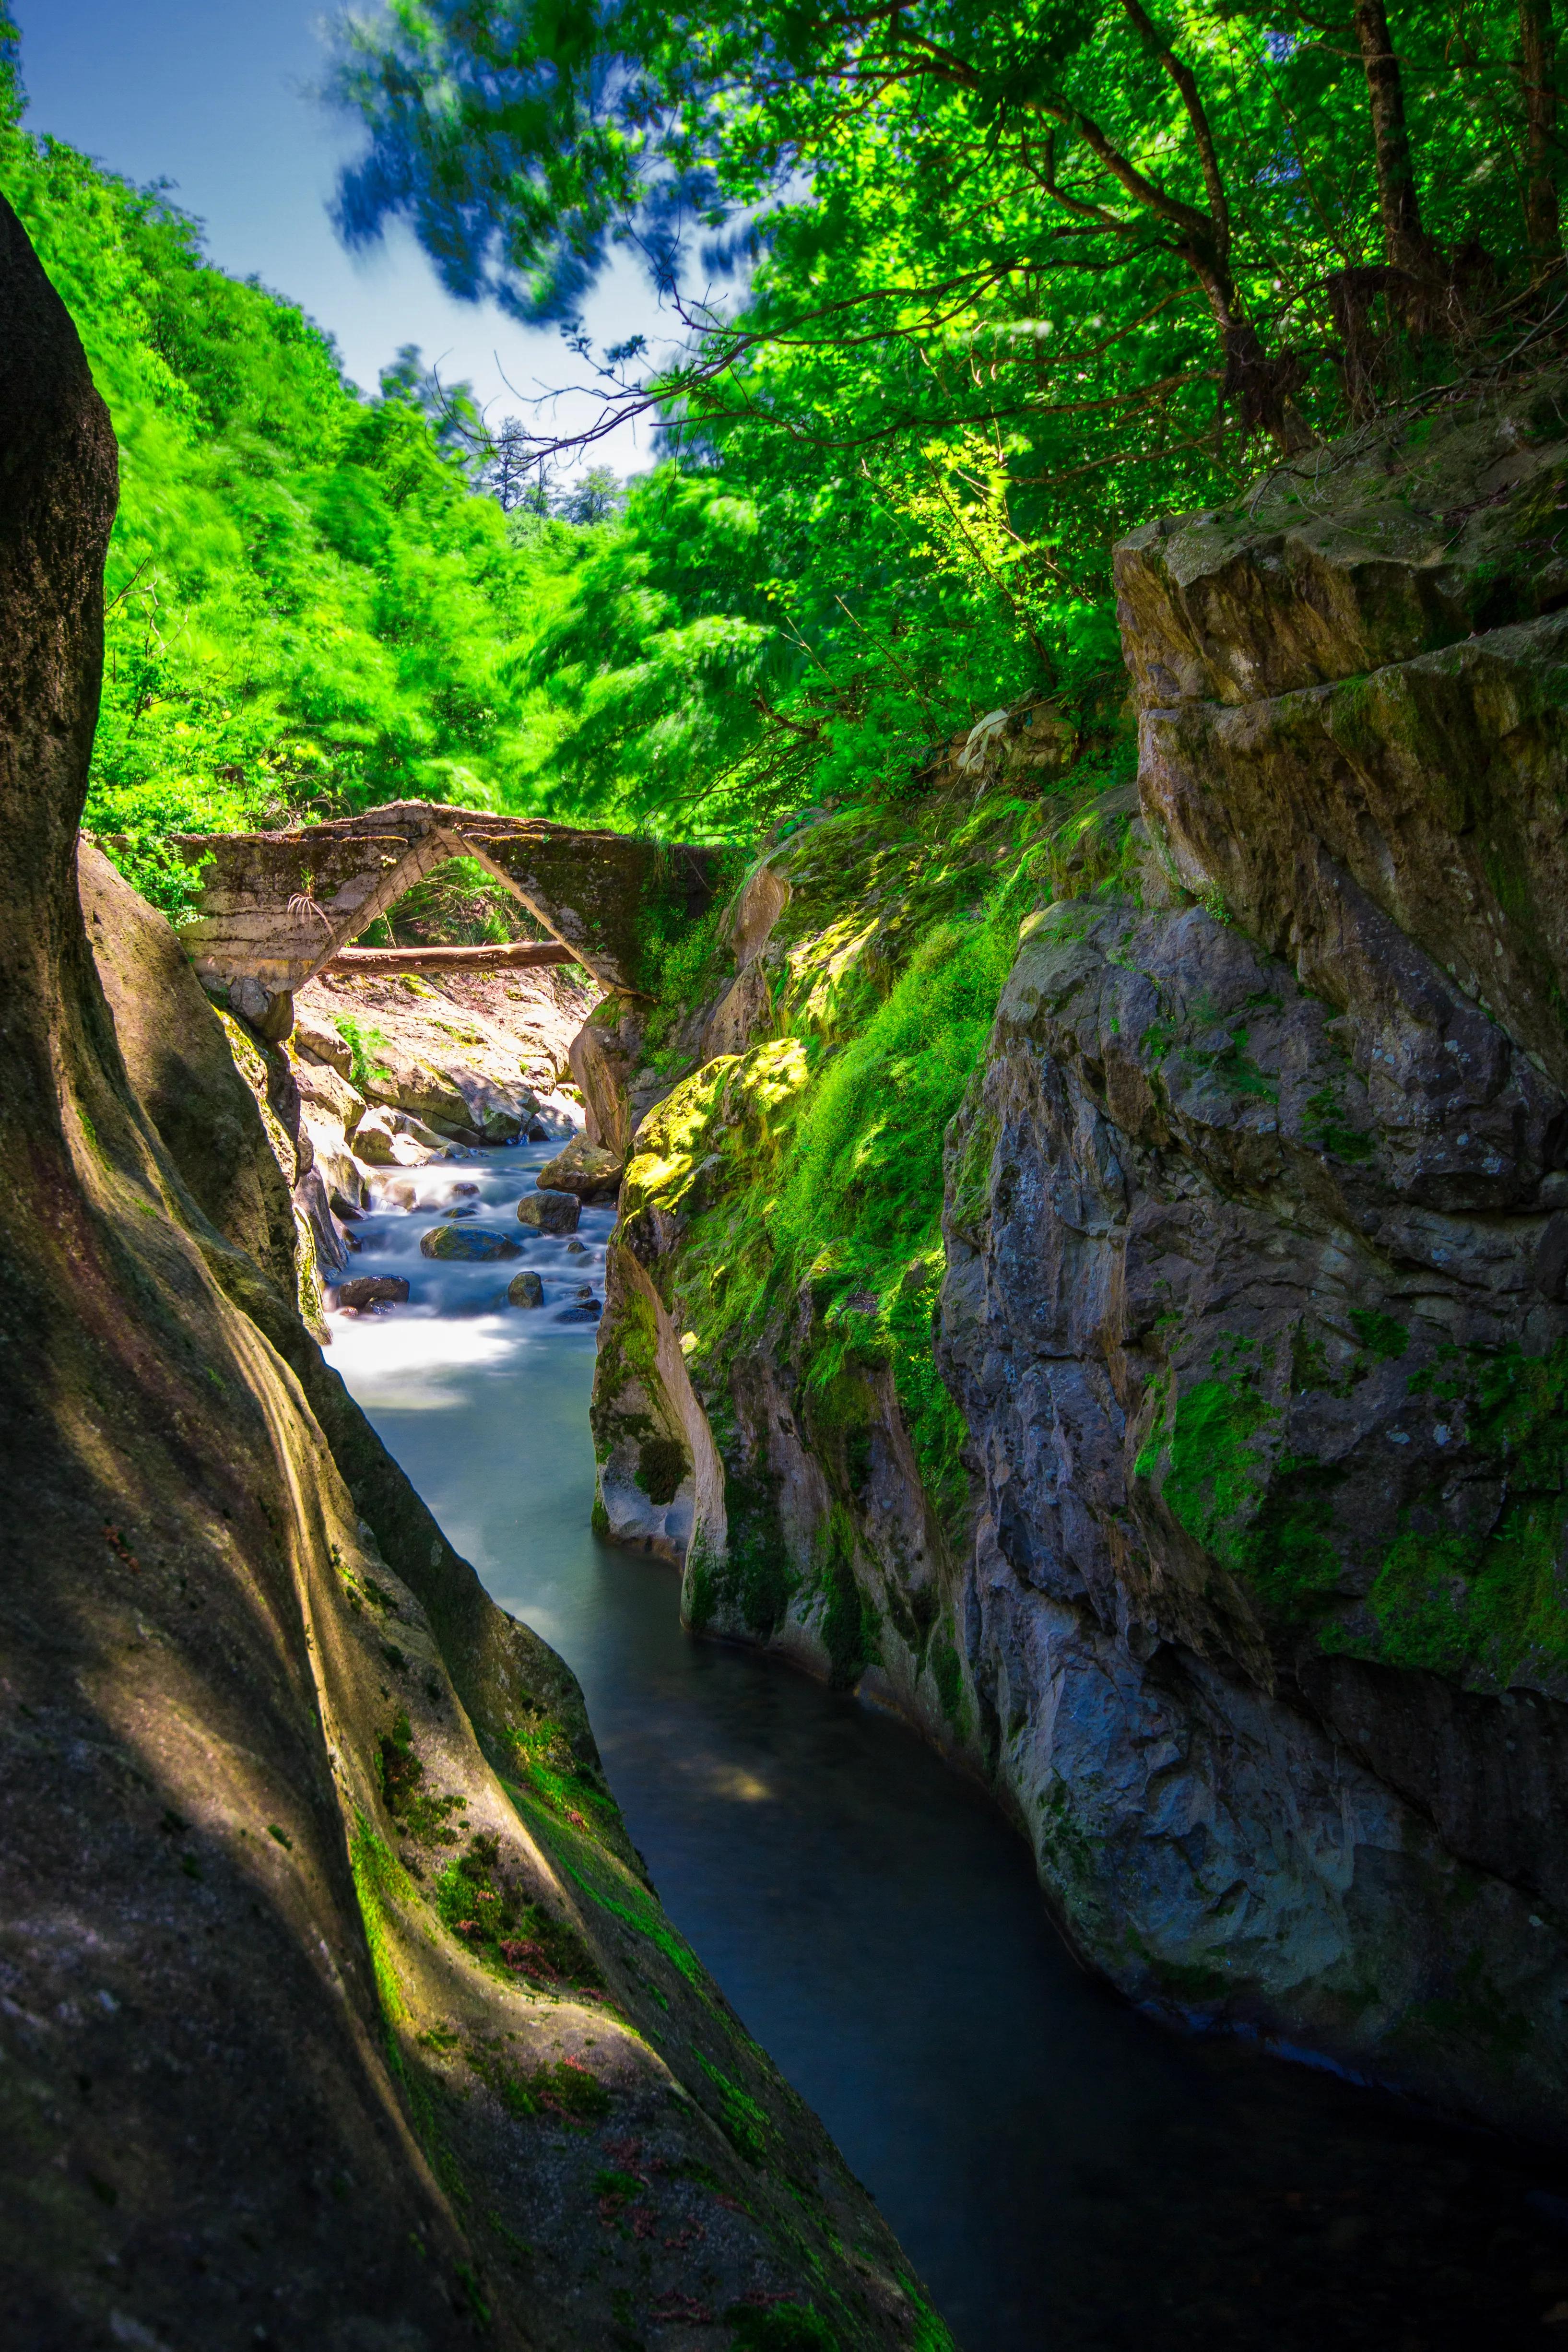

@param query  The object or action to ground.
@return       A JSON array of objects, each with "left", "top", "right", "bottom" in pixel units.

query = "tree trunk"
[
  {"left": 1521, "top": 0, "right": 1563, "bottom": 274},
  {"left": 1351, "top": 0, "right": 1431, "bottom": 276},
  {"left": 327, "top": 939, "right": 577, "bottom": 975},
  {"left": 1189, "top": 248, "right": 1311, "bottom": 449}
]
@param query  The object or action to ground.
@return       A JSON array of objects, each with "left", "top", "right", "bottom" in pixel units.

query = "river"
[{"left": 330, "top": 1141, "right": 1568, "bottom": 2352}]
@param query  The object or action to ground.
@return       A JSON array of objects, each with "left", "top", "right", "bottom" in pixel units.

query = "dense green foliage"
[
  {"left": 625, "top": 773, "right": 1126, "bottom": 1567},
  {"left": 328, "top": 0, "right": 1568, "bottom": 830},
  {"left": 3, "top": 0, "right": 1562, "bottom": 873},
  {"left": 0, "top": 30, "right": 614, "bottom": 910}
]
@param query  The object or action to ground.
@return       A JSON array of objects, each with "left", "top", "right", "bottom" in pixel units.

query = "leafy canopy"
[
  {"left": 326, "top": 0, "right": 1567, "bottom": 832},
  {"left": 0, "top": 20, "right": 626, "bottom": 909}
]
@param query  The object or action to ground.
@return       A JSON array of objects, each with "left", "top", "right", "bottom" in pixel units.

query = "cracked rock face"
[{"left": 936, "top": 383, "right": 1568, "bottom": 2136}]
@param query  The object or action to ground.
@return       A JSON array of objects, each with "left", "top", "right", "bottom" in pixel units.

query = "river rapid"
[{"left": 330, "top": 1141, "right": 1568, "bottom": 2352}]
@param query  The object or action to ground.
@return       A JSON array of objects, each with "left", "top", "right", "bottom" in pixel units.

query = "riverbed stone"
[
  {"left": 337, "top": 1274, "right": 410, "bottom": 1310},
  {"left": 294, "top": 1006, "right": 354, "bottom": 1075},
  {"left": 507, "top": 1270, "right": 545, "bottom": 1308},
  {"left": 517, "top": 1186, "right": 580, "bottom": 1235},
  {"left": 421, "top": 1223, "right": 522, "bottom": 1261},
  {"left": 354, "top": 1104, "right": 446, "bottom": 1166},
  {"left": 538, "top": 1135, "right": 624, "bottom": 1203}
]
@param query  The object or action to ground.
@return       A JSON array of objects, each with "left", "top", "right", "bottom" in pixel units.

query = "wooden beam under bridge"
[{"left": 323, "top": 940, "right": 578, "bottom": 978}]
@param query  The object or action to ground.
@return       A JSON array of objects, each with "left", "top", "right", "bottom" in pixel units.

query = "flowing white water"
[{"left": 332, "top": 1142, "right": 1568, "bottom": 2352}]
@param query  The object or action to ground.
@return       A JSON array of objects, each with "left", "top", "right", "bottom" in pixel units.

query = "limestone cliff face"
[
  {"left": 0, "top": 196, "right": 936, "bottom": 2351},
  {"left": 591, "top": 388, "right": 1568, "bottom": 2136}
]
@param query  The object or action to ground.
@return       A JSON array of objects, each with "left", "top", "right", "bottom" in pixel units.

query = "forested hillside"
[
  {"left": 12, "top": 0, "right": 1561, "bottom": 884},
  {"left": 0, "top": 31, "right": 606, "bottom": 915}
]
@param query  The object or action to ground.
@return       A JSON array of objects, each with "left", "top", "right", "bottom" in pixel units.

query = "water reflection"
[{"left": 334, "top": 1144, "right": 1568, "bottom": 2352}]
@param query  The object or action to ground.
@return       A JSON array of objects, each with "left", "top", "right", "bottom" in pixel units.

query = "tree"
[
  {"left": 378, "top": 341, "right": 489, "bottom": 469},
  {"left": 311, "top": 1, "right": 1568, "bottom": 839},
  {"left": 483, "top": 415, "right": 533, "bottom": 509},
  {"left": 326, "top": 0, "right": 1563, "bottom": 473},
  {"left": 553, "top": 464, "right": 625, "bottom": 525},
  {"left": 1520, "top": 0, "right": 1564, "bottom": 276}
]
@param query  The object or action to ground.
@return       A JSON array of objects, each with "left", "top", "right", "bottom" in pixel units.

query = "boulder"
[
  {"left": 340, "top": 1024, "right": 540, "bottom": 1143},
  {"left": 530, "top": 1093, "right": 580, "bottom": 1140},
  {"left": 293, "top": 1052, "right": 366, "bottom": 1135},
  {"left": 317, "top": 1145, "right": 371, "bottom": 1215},
  {"left": 336, "top": 1275, "right": 410, "bottom": 1310},
  {"left": 517, "top": 1187, "right": 581, "bottom": 1235},
  {"left": 290, "top": 1050, "right": 369, "bottom": 1249},
  {"left": 420, "top": 1224, "right": 522, "bottom": 1261},
  {"left": 354, "top": 1105, "right": 447, "bottom": 1166},
  {"left": 506, "top": 1270, "right": 545, "bottom": 1309},
  {"left": 568, "top": 996, "right": 648, "bottom": 1154},
  {"left": 295, "top": 1163, "right": 351, "bottom": 1277},
  {"left": 223, "top": 972, "right": 295, "bottom": 1043},
  {"left": 293, "top": 1007, "right": 354, "bottom": 1075},
  {"left": 538, "top": 1135, "right": 624, "bottom": 1204}
]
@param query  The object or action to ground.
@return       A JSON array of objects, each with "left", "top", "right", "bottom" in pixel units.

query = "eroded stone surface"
[
  {"left": 0, "top": 192, "right": 936, "bottom": 2352},
  {"left": 938, "top": 894, "right": 1568, "bottom": 2126}
]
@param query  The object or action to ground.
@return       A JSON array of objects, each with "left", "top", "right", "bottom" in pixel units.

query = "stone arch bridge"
[{"left": 172, "top": 802, "right": 718, "bottom": 1039}]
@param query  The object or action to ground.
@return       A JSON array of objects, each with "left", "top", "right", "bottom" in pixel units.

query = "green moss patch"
[
  {"left": 1138, "top": 1342, "right": 1281, "bottom": 1566},
  {"left": 436, "top": 1830, "right": 603, "bottom": 1991},
  {"left": 726, "top": 2304, "right": 839, "bottom": 2352},
  {"left": 378, "top": 1711, "right": 466, "bottom": 1844},
  {"left": 465, "top": 2040, "right": 613, "bottom": 2122}
]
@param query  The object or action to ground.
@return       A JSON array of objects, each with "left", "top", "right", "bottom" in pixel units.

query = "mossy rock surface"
[
  {"left": 421, "top": 1222, "right": 522, "bottom": 1260},
  {"left": 538, "top": 1136, "right": 624, "bottom": 1202},
  {"left": 517, "top": 1186, "right": 580, "bottom": 1233}
]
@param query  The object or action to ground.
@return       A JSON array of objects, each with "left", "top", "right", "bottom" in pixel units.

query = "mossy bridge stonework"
[{"left": 172, "top": 802, "right": 718, "bottom": 1036}]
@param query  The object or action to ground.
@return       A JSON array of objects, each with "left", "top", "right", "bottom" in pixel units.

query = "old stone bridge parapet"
[{"left": 172, "top": 801, "right": 719, "bottom": 1036}]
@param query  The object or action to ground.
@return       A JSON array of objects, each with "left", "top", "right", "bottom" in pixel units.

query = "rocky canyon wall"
[
  {"left": 0, "top": 194, "right": 936, "bottom": 2351},
  {"left": 590, "top": 385, "right": 1568, "bottom": 2137}
]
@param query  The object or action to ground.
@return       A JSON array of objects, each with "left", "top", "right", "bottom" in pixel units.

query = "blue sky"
[{"left": 13, "top": 0, "right": 659, "bottom": 473}]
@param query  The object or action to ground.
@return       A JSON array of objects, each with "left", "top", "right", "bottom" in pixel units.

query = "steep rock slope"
[
  {"left": 0, "top": 195, "right": 939, "bottom": 2352},
  {"left": 590, "top": 393, "right": 1568, "bottom": 2136}
]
